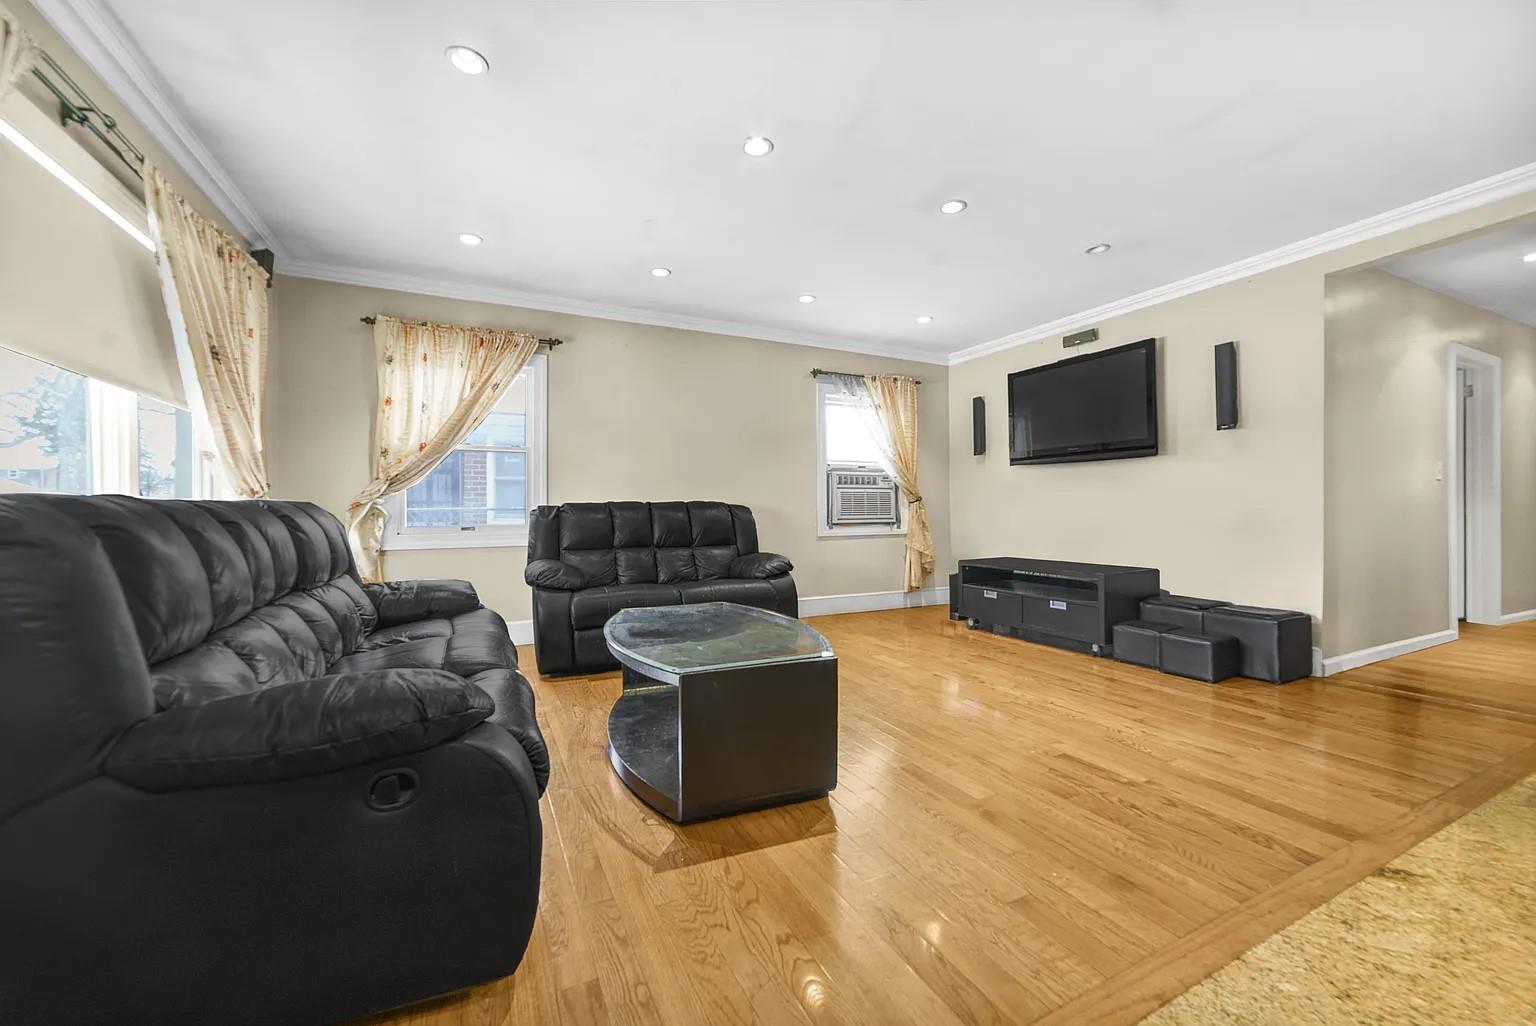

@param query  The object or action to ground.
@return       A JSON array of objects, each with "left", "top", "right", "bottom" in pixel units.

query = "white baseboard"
[
  {"left": 1320, "top": 628, "right": 1458, "bottom": 676},
  {"left": 1501, "top": 608, "right": 1536, "bottom": 625},
  {"left": 801, "top": 585, "right": 949, "bottom": 617},
  {"left": 504, "top": 587, "right": 949, "bottom": 646}
]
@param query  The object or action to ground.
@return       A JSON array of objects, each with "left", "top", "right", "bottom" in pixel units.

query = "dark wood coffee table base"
[{"left": 606, "top": 660, "right": 837, "bottom": 824}]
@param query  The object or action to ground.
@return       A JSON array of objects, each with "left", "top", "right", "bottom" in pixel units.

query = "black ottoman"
[
  {"left": 1112, "top": 620, "right": 1184, "bottom": 669},
  {"left": 1202, "top": 605, "right": 1313, "bottom": 683},
  {"left": 1139, "top": 594, "right": 1230, "bottom": 632},
  {"left": 1160, "top": 631, "right": 1239, "bottom": 683}
]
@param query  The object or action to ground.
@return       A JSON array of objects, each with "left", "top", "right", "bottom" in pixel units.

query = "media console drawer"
[
  {"left": 960, "top": 584, "right": 1021, "bottom": 625},
  {"left": 1018, "top": 596, "right": 1098, "bottom": 640}
]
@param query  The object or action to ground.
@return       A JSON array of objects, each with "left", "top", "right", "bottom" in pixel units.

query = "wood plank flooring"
[{"left": 353, "top": 612, "right": 1536, "bottom": 1026}]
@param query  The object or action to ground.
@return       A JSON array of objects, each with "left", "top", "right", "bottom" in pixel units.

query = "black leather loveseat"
[
  {"left": 0, "top": 494, "right": 549, "bottom": 1026},
  {"left": 525, "top": 501, "right": 796, "bottom": 675}
]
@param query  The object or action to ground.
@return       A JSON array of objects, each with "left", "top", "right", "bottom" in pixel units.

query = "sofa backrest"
[
  {"left": 527, "top": 501, "right": 761, "bottom": 586},
  {"left": 0, "top": 495, "right": 375, "bottom": 820}
]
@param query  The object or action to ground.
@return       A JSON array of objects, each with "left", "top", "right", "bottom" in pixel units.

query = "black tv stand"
[{"left": 957, "top": 557, "right": 1160, "bottom": 656}]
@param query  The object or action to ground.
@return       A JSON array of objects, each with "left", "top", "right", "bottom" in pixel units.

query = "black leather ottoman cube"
[
  {"left": 1159, "top": 631, "right": 1239, "bottom": 683},
  {"left": 1112, "top": 620, "right": 1184, "bottom": 669},
  {"left": 1202, "top": 605, "right": 1313, "bottom": 683},
  {"left": 1139, "top": 594, "right": 1230, "bottom": 632}
]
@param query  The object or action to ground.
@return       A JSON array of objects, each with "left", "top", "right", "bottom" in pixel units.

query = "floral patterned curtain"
[
  {"left": 145, "top": 166, "right": 269, "bottom": 497},
  {"left": 346, "top": 315, "right": 539, "bottom": 582},
  {"left": 865, "top": 374, "right": 934, "bottom": 592}
]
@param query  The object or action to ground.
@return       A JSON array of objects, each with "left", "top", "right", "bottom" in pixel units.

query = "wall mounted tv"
[{"left": 1008, "top": 338, "right": 1158, "bottom": 465}]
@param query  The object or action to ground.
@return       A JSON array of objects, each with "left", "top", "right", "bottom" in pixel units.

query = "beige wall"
[
  {"left": 949, "top": 265, "right": 1327, "bottom": 621},
  {"left": 947, "top": 190, "right": 1536, "bottom": 657},
  {"left": 1324, "top": 267, "right": 1536, "bottom": 655},
  {"left": 268, "top": 274, "right": 950, "bottom": 624}
]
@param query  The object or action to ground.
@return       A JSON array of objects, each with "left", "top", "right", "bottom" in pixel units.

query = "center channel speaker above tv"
[{"left": 1008, "top": 337, "right": 1158, "bottom": 465}]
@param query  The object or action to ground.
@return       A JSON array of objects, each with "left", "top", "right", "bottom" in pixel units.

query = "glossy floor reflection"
[
  {"left": 353, "top": 612, "right": 1536, "bottom": 1026},
  {"left": 1143, "top": 772, "right": 1536, "bottom": 1025}
]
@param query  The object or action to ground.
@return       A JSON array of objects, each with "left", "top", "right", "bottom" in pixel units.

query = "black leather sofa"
[
  {"left": 525, "top": 501, "right": 796, "bottom": 675},
  {"left": 0, "top": 494, "right": 549, "bottom": 1026}
]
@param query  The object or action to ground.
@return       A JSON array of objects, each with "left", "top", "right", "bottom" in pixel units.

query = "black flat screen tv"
[{"left": 1008, "top": 338, "right": 1158, "bottom": 465}]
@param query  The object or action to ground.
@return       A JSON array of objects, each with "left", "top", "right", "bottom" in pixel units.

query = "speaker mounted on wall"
[
  {"left": 1215, "top": 341, "right": 1239, "bottom": 430},
  {"left": 972, "top": 396, "right": 986, "bottom": 455}
]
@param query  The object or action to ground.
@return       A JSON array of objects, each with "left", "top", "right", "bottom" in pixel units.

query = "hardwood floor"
[{"left": 354, "top": 612, "right": 1536, "bottom": 1026}]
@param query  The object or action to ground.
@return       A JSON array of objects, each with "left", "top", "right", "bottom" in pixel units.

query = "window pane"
[
  {"left": 404, "top": 378, "right": 533, "bottom": 529},
  {"left": 824, "top": 399, "right": 885, "bottom": 466},
  {"left": 0, "top": 348, "right": 91, "bottom": 494},
  {"left": 464, "top": 370, "right": 528, "bottom": 447},
  {"left": 488, "top": 450, "right": 526, "bottom": 525},
  {"left": 404, "top": 450, "right": 467, "bottom": 527},
  {"left": 137, "top": 396, "right": 198, "bottom": 498}
]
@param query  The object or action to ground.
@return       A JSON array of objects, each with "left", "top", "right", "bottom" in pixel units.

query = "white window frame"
[
  {"left": 815, "top": 380, "right": 905, "bottom": 538},
  {"left": 381, "top": 352, "right": 548, "bottom": 551},
  {"left": 0, "top": 345, "right": 210, "bottom": 499}
]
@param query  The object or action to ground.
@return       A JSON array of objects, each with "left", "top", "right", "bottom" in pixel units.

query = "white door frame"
[{"left": 1446, "top": 343, "right": 1501, "bottom": 628}]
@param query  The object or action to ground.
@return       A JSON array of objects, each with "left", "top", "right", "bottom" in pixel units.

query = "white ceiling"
[
  {"left": 59, "top": 0, "right": 1536, "bottom": 361},
  {"left": 1380, "top": 219, "right": 1536, "bottom": 329}
]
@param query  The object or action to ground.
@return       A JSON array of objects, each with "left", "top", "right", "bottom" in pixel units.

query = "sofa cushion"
[
  {"left": 675, "top": 579, "right": 781, "bottom": 609},
  {"left": 332, "top": 608, "right": 519, "bottom": 677},
  {"left": 570, "top": 583, "right": 683, "bottom": 630}
]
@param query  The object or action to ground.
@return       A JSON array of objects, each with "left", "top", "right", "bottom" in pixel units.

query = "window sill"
[
  {"left": 382, "top": 530, "right": 528, "bottom": 552},
  {"left": 817, "top": 524, "right": 907, "bottom": 539}
]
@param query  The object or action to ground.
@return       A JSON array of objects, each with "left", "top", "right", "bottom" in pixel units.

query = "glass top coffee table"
[{"left": 603, "top": 602, "right": 838, "bottom": 823}]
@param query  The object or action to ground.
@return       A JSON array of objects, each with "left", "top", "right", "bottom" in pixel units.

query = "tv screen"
[{"left": 1008, "top": 338, "right": 1158, "bottom": 465}]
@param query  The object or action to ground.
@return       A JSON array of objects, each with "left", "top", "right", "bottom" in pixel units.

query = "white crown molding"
[
  {"left": 282, "top": 259, "right": 947, "bottom": 365},
  {"left": 948, "top": 161, "right": 1536, "bottom": 365},
  {"left": 29, "top": 0, "right": 284, "bottom": 255}
]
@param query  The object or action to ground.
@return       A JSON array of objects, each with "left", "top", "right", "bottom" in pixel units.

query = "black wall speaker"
[
  {"left": 1215, "top": 341, "right": 1239, "bottom": 430},
  {"left": 972, "top": 396, "right": 986, "bottom": 455}
]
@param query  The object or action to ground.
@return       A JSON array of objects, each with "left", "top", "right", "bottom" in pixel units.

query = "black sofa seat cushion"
[
  {"left": 677, "top": 578, "right": 782, "bottom": 607},
  {"left": 571, "top": 584, "right": 684, "bottom": 630},
  {"left": 1159, "top": 632, "right": 1240, "bottom": 683},
  {"left": 1112, "top": 620, "right": 1184, "bottom": 669},
  {"left": 106, "top": 669, "right": 493, "bottom": 790},
  {"left": 1203, "top": 605, "right": 1313, "bottom": 684},
  {"left": 1140, "top": 594, "right": 1230, "bottom": 632}
]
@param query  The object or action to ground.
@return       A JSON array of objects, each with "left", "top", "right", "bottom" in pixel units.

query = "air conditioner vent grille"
[{"left": 828, "top": 467, "right": 899, "bottom": 526}]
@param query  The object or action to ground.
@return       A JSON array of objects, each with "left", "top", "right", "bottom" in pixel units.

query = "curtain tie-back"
[{"left": 907, "top": 493, "right": 923, "bottom": 504}]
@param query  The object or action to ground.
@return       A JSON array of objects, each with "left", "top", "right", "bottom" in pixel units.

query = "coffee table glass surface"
[{"left": 604, "top": 602, "right": 833, "bottom": 680}]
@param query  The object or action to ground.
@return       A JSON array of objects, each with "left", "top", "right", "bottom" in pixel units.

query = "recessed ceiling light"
[
  {"left": 650, "top": 267, "right": 672, "bottom": 277},
  {"left": 445, "top": 45, "right": 489, "bottom": 75},
  {"left": 939, "top": 199, "right": 968, "bottom": 215},
  {"left": 916, "top": 315, "right": 933, "bottom": 325},
  {"left": 743, "top": 136, "right": 774, "bottom": 157},
  {"left": 798, "top": 294, "right": 816, "bottom": 304},
  {"left": 458, "top": 232, "right": 482, "bottom": 246},
  {"left": 1085, "top": 243, "right": 1112, "bottom": 255},
  {"left": 1524, "top": 251, "right": 1536, "bottom": 263}
]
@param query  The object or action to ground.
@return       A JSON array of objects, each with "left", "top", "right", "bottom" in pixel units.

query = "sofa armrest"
[
  {"left": 105, "top": 669, "right": 493, "bottom": 791},
  {"left": 364, "top": 579, "right": 481, "bottom": 626},
  {"left": 524, "top": 558, "right": 587, "bottom": 590},
  {"left": 730, "top": 551, "right": 794, "bottom": 579}
]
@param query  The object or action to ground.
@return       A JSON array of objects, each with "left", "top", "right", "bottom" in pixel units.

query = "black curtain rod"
[
  {"left": 811, "top": 367, "right": 921, "bottom": 385},
  {"left": 358, "top": 316, "right": 562, "bottom": 347}
]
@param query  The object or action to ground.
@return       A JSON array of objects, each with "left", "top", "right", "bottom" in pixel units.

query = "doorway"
[{"left": 1446, "top": 344, "right": 1501, "bottom": 629}]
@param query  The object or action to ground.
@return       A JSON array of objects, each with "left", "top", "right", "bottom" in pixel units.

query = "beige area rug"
[{"left": 1142, "top": 773, "right": 1536, "bottom": 1025}]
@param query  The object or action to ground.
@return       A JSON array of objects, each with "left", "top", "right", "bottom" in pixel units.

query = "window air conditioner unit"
[{"left": 828, "top": 466, "right": 899, "bottom": 526}]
